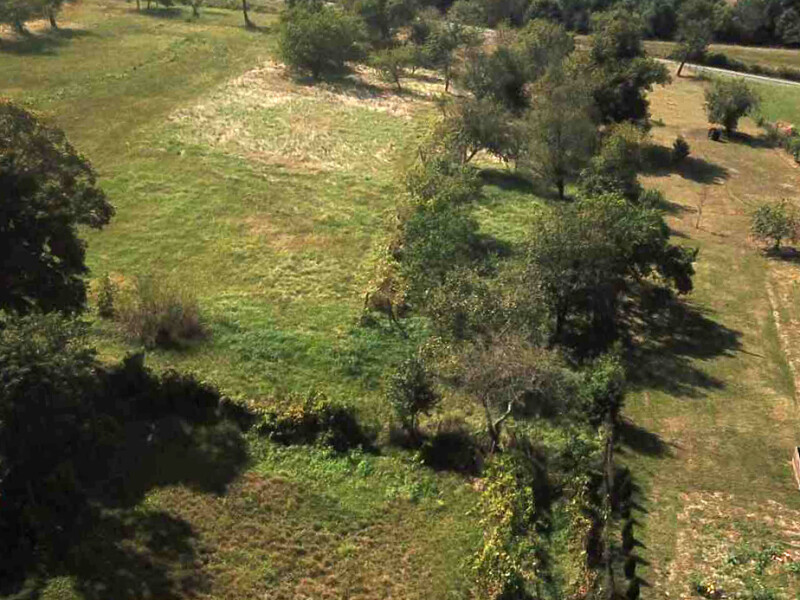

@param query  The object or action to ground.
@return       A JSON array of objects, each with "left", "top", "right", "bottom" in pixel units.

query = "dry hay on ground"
[
  {"left": 658, "top": 492, "right": 800, "bottom": 599},
  {"left": 168, "top": 61, "right": 443, "bottom": 172}
]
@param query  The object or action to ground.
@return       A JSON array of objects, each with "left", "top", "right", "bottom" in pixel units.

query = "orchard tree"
[
  {"left": 523, "top": 194, "right": 696, "bottom": 349},
  {"left": 675, "top": 0, "right": 717, "bottom": 76},
  {"left": 278, "top": 5, "right": 365, "bottom": 79},
  {"left": 751, "top": 200, "right": 798, "bottom": 251},
  {"left": 514, "top": 18, "right": 575, "bottom": 82},
  {"left": 0, "top": 101, "right": 114, "bottom": 315},
  {"left": 423, "top": 20, "right": 480, "bottom": 92},
  {"left": 387, "top": 354, "right": 440, "bottom": 442},
  {"left": 704, "top": 77, "right": 760, "bottom": 135},
  {"left": 371, "top": 45, "right": 413, "bottom": 91},
  {"left": 0, "top": 0, "right": 44, "bottom": 33},
  {"left": 586, "top": 10, "right": 670, "bottom": 124},
  {"left": 458, "top": 337, "right": 574, "bottom": 450},
  {"left": 521, "top": 68, "right": 596, "bottom": 199}
]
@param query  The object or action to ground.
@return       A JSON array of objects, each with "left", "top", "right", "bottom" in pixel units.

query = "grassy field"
[
  {"left": 1, "top": 4, "right": 484, "bottom": 598},
  {"left": 625, "top": 76, "right": 800, "bottom": 598},
  {"left": 5, "top": 3, "right": 800, "bottom": 598},
  {"left": 644, "top": 39, "right": 800, "bottom": 72}
]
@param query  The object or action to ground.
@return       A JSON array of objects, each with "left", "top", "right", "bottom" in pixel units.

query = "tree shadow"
[
  {"left": 139, "top": 6, "right": 186, "bottom": 19},
  {"left": 479, "top": 168, "right": 537, "bottom": 195},
  {"left": 0, "top": 28, "right": 94, "bottom": 56},
  {"left": 0, "top": 358, "right": 250, "bottom": 598},
  {"left": 617, "top": 420, "right": 673, "bottom": 458},
  {"left": 764, "top": 246, "right": 800, "bottom": 265},
  {"left": 624, "top": 298, "right": 742, "bottom": 398},
  {"left": 642, "top": 144, "right": 729, "bottom": 185},
  {"left": 64, "top": 510, "right": 205, "bottom": 600}
]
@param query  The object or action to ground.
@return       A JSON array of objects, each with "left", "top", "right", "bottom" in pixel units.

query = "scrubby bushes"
[
  {"left": 254, "top": 393, "right": 371, "bottom": 452},
  {"left": 278, "top": 5, "right": 365, "bottom": 79},
  {"left": 371, "top": 45, "right": 413, "bottom": 90},
  {"left": 106, "top": 274, "right": 204, "bottom": 348},
  {"left": 387, "top": 353, "right": 440, "bottom": 442},
  {"left": 672, "top": 135, "right": 691, "bottom": 164}
]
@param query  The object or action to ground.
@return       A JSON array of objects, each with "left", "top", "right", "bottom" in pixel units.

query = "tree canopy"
[{"left": 0, "top": 101, "right": 114, "bottom": 316}]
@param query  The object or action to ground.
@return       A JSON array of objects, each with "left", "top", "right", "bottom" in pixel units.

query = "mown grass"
[
  {"left": 623, "top": 73, "right": 800, "bottom": 599},
  {"left": 644, "top": 39, "right": 800, "bottom": 72},
  {"left": 1, "top": 3, "right": 484, "bottom": 598}
]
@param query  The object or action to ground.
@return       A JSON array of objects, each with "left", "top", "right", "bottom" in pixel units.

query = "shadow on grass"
[
  {"left": 139, "top": 6, "right": 187, "bottom": 19},
  {"left": 65, "top": 510, "right": 202, "bottom": 600},
  {"left": 479, "top": 168, "right": 538, "bottom": 195},
  {"left": 0, "top": 27, "right": 94, "bottom": 55},
  {"left": 764, "top": 245, "right": 800, "bottom": 265},
  {"left": 618, "top": 419, "right": 673, "bottom": 458},
  {"left": 643, "top": 144, "right": 729, "bottom": 185},
  {"left": 624, "top": 298, "right": 742, "bottom": 398},
  {"left": 3, "top": 418, "right": 248, "bottom": 598}
]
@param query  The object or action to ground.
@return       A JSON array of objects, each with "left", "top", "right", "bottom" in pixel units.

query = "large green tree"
[
  {"left": 0, "top": 101, "right": 114, "bottom": 315},
  {"left": 520, "top": 67, "right": 596, "bottom": 199},
  {"left": 675, "top": 0, "right": 717, "bottom": 76},
  {"left": 586, "top": 10, "right": 670, "bottom": 124},
  {"left": 522, "top": 193, "right": 696, "bottom": 350}
]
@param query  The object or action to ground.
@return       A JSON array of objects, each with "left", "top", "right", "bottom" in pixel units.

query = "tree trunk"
[
  {"left": 49, "top": 9, "right": 58, "bottom": 29},
  {"left": 136, "top": 0, "right": 140, "bottom": 10},
  {"left": 13, "top": 19, "right": 25, "bottom": 34},
  {"left": 677, "top": 59, "right": 686, "bottom": 77},
  {"left": 192, "top": 2, "right": 199, "bottom": 16},
  {"left": 242, "top": 0, "right": 253, "bottom": 27},
  {"left": 557, "top": 178, "right": 565, "bottom": 200}
]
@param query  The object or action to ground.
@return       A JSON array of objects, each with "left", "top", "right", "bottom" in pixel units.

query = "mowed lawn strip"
[{"left": 624, "top": 73, "right": 800, "bottom": 598}]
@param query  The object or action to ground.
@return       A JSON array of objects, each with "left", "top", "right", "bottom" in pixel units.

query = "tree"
[
  {"left": 278, "top": 5, "right": 365, "bottom": 79},
  {"left": 704, "top": 77, "right": 760, "bottom": 135},
  {"left": 371, "top": 45, "right": 413, "bottom": 91},
  {"left": 437, "top": 97, "right": 522, "bottom": 164},
  {"left": 460, "top": 45, "right": 530, "bottom": 114},
  {"left": 586, "top": 10, "right": 670, "bottom": 124},
  {"left": 241, "top": 0, "right": 253, "bottom": 27},
  {"left": 422, "top": 20, "right": 479, "bottom": 92},
  {"left": 523, "top": 194, "right": 696, "bottom": 350},
  {"left": 0, "top": 101, "right": 114, "bottom": 316},
  {"left": 514, "top": 18, "right": 575, "bottom": 82},
  {"left": 751, "top": 199, "right": 798, "bottom": 251},
  {"left": 675, "top": 0, "right": 717, "bottom": 76},
  {"left": 0, "top": 0, "right": 44, "bottom": 33},
  {"left": 458, "top": 337, "right": 574, "bottom": 450},
  {"left": 344, "top": 0, "right": 417, "bottom": 46},
  {"left": 520, "top": 68, "right": 596, "bottom": 199},
  {"left": 579, "top": 122, "right": 645, "bottom": 202},
  {"left": 387, "top": 354, "right": 440, "bottom": 442}
]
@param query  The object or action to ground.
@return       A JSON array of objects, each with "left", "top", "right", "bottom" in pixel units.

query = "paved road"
[{"left": 657, "top": 58, "right": 800, "bottom": 88}]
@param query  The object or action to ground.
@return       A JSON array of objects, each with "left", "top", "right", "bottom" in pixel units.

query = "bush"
[
  {"left": 751, "top": 200, "right": 799, "bottom": 251},
  {"left": 278, "top": 5, "right": 365, "bottom": 79},
  {"left": 115, "top": 275, "right": 204, "bottom": 348},
  {"left": 96, "top": 273, "right": 116, "bottom": 319},
  {"left": 672, "top": 135, "right": 690, "bottom": 164},
  {"left": 387, "top": 354, "right": 440, "bottom": 441},
  {"left": 704, "top": 78, "right": 760, "bottom": 135},
  {"left": 371, "top": 45, "right": 413, "bottom": 90},
  {"left": 254, "top": 393, "right": 370, "bottom": 452}
]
